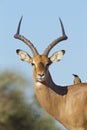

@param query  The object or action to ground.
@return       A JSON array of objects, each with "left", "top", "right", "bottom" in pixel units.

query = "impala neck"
[{"left": 35, "top": 71, "right": 68, "bottom": 95}]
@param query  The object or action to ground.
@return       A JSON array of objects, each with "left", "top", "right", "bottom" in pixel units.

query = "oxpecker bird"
[{"left": 72, "top": 74, "right": 81, "bottom": 84}]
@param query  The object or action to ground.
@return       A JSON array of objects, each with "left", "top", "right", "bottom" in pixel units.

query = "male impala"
[{"left": 14, "top": 17, "right": 87, "bottom": 130}]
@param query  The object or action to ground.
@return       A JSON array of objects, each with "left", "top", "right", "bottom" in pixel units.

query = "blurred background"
[{"left": 0, "top": 0, "right": 87, "bottom": 130}]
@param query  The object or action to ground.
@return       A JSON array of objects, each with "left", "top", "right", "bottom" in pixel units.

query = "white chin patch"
[
  {"left": 38, "top": 77, "right": 45, "bottom": 82},
  {"left": 36, "top": 82, "right": 42, "bottom": 89},
  {"left": 36, "top": 82, "right": 42, "bottom": 86}
]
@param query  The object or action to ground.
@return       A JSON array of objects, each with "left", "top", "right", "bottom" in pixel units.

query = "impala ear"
[
  {"left": 16, "top": 49, "right": 32, "bottom": 63},
  {"left": 50, "top": 50, "right": 65, "bottom": 62}
]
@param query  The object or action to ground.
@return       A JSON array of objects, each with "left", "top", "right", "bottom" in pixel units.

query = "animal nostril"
[{"left": 38, "top": 74, "right": 45, "bottom": 77}]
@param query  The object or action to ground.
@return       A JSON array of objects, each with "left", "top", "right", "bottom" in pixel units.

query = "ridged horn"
[
  {"left": 43, "top": 18, "right": 68, "bottom": 56},
  {"left": 14, "top": 16, "right": 39, "bottom": 56}
]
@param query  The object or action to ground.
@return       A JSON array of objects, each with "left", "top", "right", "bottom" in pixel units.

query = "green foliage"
[{"left": 0, "top": 70, "right": 61, "bottom": 130}]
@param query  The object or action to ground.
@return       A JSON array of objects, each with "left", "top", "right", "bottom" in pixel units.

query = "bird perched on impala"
[{"left": 72, "top": 74, "right": 81, "bottom": 84}]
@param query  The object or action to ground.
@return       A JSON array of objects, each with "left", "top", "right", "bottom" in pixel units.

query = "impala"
[{"left": 14, "top": 17, "right": 87, "bottom": 130}]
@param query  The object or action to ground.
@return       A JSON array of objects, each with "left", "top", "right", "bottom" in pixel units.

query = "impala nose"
[
  {"left": 37, "top": 73, "right": 45, "bottom": 82},
  {"left": 38, "top": 74, "right": 45, "bottom": 78}
]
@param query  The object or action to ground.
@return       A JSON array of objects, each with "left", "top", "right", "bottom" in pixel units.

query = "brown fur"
[{"left": 32, "top": 56, "right": 87, "bottom": 130}]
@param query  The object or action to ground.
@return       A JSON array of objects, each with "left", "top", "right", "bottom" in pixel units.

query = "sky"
[
  {"left": 0, "top": 1, "right": 87, "bottom": 129},
  {"left": 0, "top": 0, "right": 87, "bottom": 84}
]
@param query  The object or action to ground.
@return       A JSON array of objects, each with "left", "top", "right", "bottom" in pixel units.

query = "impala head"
[{"left": 14, "top": 17, "right": 67, "bottom": 82}]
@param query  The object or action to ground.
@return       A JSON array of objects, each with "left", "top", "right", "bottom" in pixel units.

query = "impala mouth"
[{"left": 37, "top": 75, "right": 46, "bottom": 82}]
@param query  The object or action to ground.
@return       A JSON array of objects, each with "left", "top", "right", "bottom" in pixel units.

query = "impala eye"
[
  {"left": 31, "top": 63, "right": 35, "bottom": 66},
  {"left": 46, "top": 62, "right": 51, "bottom": 67}
]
